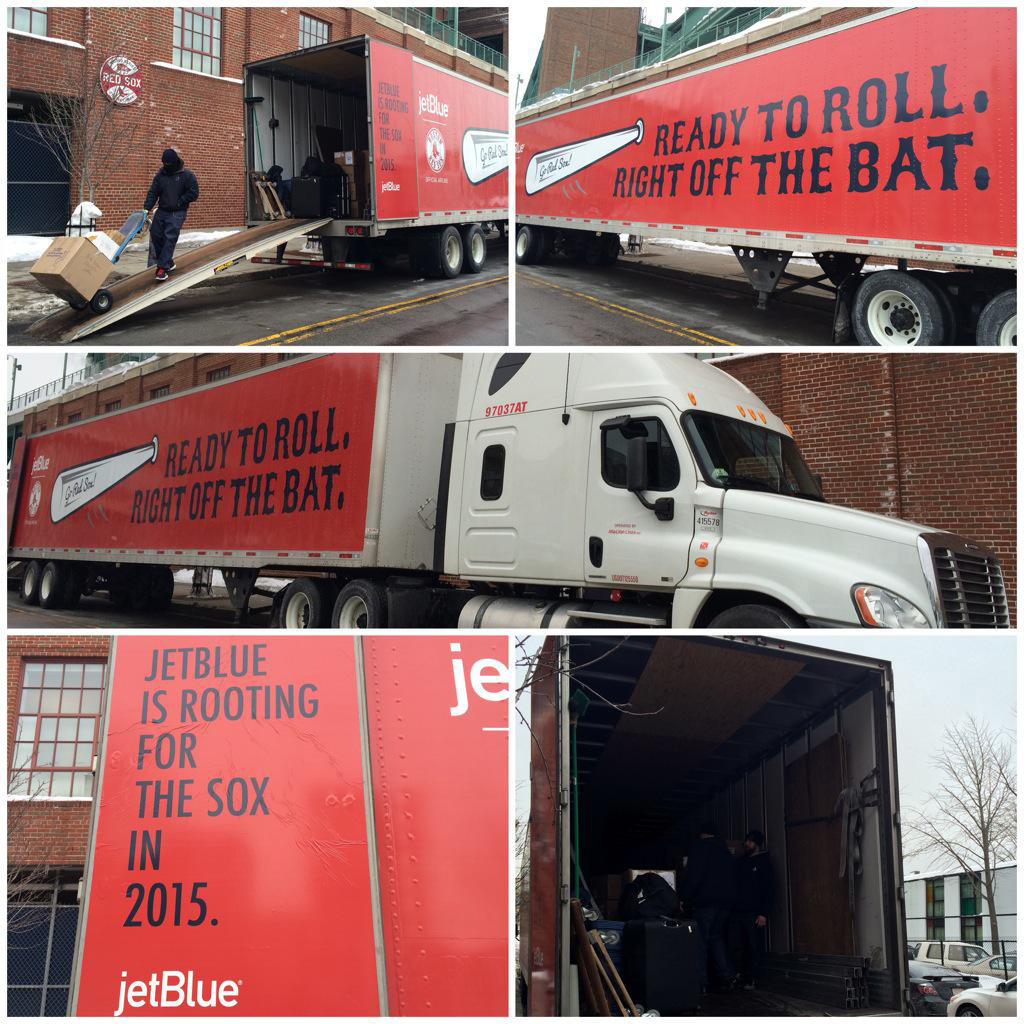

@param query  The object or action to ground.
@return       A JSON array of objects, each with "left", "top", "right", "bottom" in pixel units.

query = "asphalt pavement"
[
  {"left": 515, "top": 242, "right": 835, "bottom": 347},
  {"left": 7, "top": 583, "right": 272, "bottom": 629},
  {"left": 9, "top": 239, "right": 508, "bottom": 347}
]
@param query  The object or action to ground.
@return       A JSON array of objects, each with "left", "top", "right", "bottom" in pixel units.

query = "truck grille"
[{"left": 932, "top": 546, "right": 1009, "bottom": 628}]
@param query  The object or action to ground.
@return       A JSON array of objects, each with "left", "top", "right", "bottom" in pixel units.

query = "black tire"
[
  {"left": 90, "top": 288, "right": 113, "bottom": 314},
  {"left": 20, "top": 560, "right": 43, "bottom": 606},
  {"left": 62, "top": 565, "right": 82, "bottom": 609},
  {"left": 707, "top": 603, "right": 805, "bottom": 629},
  {"left": 955, "top": 1007, "right": 983, "bottom": 1017},
  {"left": 279, "top": 578, "right": 332, "bottom": 629},
  {"left": 852, "top": 270, "right": 945, "bottom": 347},
  {"left": 976, "top": 289, "right": 1017, "bottom": 347},
  {"left": 515, "top": 225, "right": 540, "bottom": 265},
  {"left": 598, "top": 232, "right": 620, "bottom": 265},
  {"left": 148, "top": 566, "right": 175, "bottom": 611},
  {"left": 436, "top": 225, "right": 463, "bottom": 278},
  {"left": 460, "top": 223, "right": 487, "bottom": 273},
  {"left": 910, "top": 270, "right": 957, "bottom": 342},
  {"left": 68, "top": 297, "right": 89, "bottom": 311},
  {"left": 584, "top": 234, "right": 604, "bottom": 266},
  {"left": 39, "top": 561, "right": 68, "bottom": 609},
  {"left": 331, "top": 579, "right": 388, "bottom": 629}
]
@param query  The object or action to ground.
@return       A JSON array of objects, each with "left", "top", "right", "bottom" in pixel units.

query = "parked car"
[
  {"left": 947, "top": 978, "right": 1017, "bottom": 1016},
  {"left": 916, "top": 941, "right": 991, "bottom": 972},
  {"left": 907, "top": 960, "right": 980, "bottom": 1016},
  {"left": 969, "top": 955, "right": 1017, "bottom": 982}
]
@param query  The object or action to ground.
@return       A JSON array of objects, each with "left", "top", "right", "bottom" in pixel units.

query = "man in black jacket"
[
  {"left": 731, "top": 830, "right": 774, "bottom": 989},
  {"left": 682, "top": 823, "right": 737, "bottom": 993},
  {"left": 144, "top": 148, "right": 199, "bottom": 281}
]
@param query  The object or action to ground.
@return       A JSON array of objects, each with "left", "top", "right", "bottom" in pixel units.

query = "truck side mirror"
[{"left": 626, "top": 435, "right": 649, "bottom": 492}]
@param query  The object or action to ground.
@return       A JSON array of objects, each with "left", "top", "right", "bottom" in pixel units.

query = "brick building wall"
[
  {"left": 8, "top": 7, "right": 507, "bottom": 229},
  {"left": 8, "top": 636, "right": 112, "bottom": 867},
  {"left": 524, "top": 7, "right": 883, "bottom": 113},
  {"left": 18, "top": 353, "right": 292, "bottom": 434},
  {"left": 721, "top": 352, "right": 1017, "bottom": 619},
  {"left": 537, "top": 6, "right": 641, "bottom": 97}
]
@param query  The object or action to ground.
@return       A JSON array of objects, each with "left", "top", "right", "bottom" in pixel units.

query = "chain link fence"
[{"left": 8, "top": 873, "right": 82, "bottom": 1016}]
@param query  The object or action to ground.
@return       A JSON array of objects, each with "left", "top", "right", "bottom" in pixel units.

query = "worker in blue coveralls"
[{"left": 144, "top": 148, "right": 199, "bottom": 281}]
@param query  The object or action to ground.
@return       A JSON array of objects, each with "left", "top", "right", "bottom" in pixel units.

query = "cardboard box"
[
  {"left": 85, "top": 231, "right": 120, "bottom": 261},
  {"left": 30, "top": 235, "right": 113, "bottom": 304},
  {"left": 334, "top": 149, "right": 370, "bottom": 214}
]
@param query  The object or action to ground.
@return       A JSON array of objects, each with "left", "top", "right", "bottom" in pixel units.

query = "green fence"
[
  {"left": 378, "top": 7, "right": 506, "bottom": 71},
  {"left": 528, "top": 7, "right": 782, "bottom": 107}
]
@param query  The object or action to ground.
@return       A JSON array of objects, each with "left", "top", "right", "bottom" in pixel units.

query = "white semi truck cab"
[{"left": 448, "top": 354, "right": 1009, "bottom": 629}]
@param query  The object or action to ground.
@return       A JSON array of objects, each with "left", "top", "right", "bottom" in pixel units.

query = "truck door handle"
[{"left": 589, "top": 536, "right": 603, "bottom": 567}]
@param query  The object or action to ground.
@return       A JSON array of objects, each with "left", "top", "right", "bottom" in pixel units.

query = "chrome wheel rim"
[
  {"left": 867, "top": 289, "right": 923, "bottom": 346},
  {"left": 516, "top": 231, "right": 528, "bottom": 259},
  {"left": 998, "top": 313, "right": 1017, "bottom": 347},
  {"left": 471, "top": 233, "right": 484, "bottom": 264},
  {"left": 284, "top": 591, "right": 312, "bottom": 629},
  {"left": 445, "top": 234, "right": 461, "bottom": 270},
  {"left": 337, "top": 595, "right": 369, "bottom": 629}
]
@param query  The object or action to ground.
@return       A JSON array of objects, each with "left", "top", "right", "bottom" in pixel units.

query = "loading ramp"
[{"left": 27, "top": 217, "right": 333, "bottom": 343}]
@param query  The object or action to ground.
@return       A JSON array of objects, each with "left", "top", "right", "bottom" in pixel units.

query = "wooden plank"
[{"left": 785, "top": 733, "right": 855, "bottom": 955}]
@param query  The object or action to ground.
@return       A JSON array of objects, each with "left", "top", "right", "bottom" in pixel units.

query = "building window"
[
  {"left": 151, "top": 385, "right": 170, "bottom": 399},
  {"left": 10, "top": 661, "right": 107, "bottom": 799},
  {"left": 66, "top": 412, "right": 82, "bottom": 424},
  {"left": 926, "top": 878, "right": 945, "bottom": 940},
  {"left": 960, "top": 873, "right": 983, "bottom": 943},
  {"left": 7, "top": 871, "right": 82, "bottom": 1016},
  {"left": 7, "top": 7, "right": 48, "bottom": 36},
  {"left": 206, "top": 366, "right": 230, "bottom": 382},
  {"left": 299, "top": 13, "right": 329, "bottom": 49},
  {"left": 104, "top": 400, "right": 121, "bottom": 412},
  {"left": 173, "top": 7, "right": 222, "bottom": 77}
]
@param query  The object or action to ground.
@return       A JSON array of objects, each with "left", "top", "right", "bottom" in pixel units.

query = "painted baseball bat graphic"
[
  {"left": 524, "top": 119, "right": 645, "bottom": 195},
  {"left": 462, "top": 128, "right": 509, "bottom": 184},
  {"left": 50, "top": 437, "right": 158, "bottom": 523}
]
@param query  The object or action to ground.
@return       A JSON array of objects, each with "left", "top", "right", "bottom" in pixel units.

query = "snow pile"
[
  {"left": 126, "top": 227, "right": 242, "bottom": 251},
  {"left": 8, "top": 236, "right": 55, "bottom": 262},
  {"left": 69, "top": 201, "right": 104, "bottom": 225},
  {"left": 172, "top": 569, "right": 292, "bottom": 593},
  {"left": 7, "top": 292, "right": 67, "bottom": 324}
]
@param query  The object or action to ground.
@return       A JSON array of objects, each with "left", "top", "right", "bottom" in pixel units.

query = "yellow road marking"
[
  {"left": 237, "top": 275, "right": 507, "bottom": 346},
  {"left": 518, "top": 272, "right": 736, "bottom": 347}
]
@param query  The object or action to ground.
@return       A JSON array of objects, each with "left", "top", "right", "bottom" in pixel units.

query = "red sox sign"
[{"left": 101, "top": 56, "right": 142, "bottom": 105}]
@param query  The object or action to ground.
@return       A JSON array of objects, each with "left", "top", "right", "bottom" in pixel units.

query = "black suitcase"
[
  {"left": 623, "top": 918, "right": 701, "bottom": 1013},
  {"left": 291, "top": 176, "right": 343, "bottom": 218}
]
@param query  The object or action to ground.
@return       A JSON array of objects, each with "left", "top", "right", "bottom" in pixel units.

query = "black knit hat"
[{"left": 161, "top": 148, "right": 180, "bottom": 166}]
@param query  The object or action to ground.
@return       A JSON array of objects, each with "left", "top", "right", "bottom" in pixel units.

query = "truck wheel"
[
  {"left": 90, "top": 289, "right": 113, "bottom": 315},
  {"left": 148, "top": 566, "right": 175, "bottom": 611},
  {"left": 599, "top": 233, "right": 621, "bottom": 265},
  {"left": 332, "top": 580, "right": 387, "bottom": 629},
  {"left": 707, "top": 603, "right": 805, "bottom": 628},
  {"left": 280, "top": 578, "right": 331, "bottom": 629},
  {"left": 20, "top": 560, "right": 43, "bottom": 605},
  {"left": 852, "top": 271, "right": 944, "bottom": 347},
  {"left": 515, "top": 225, "right": 540, "bottom": 265},
  {"left": 976, "top": 289, "right": 1016, "bottom": 347},
  {"left": 437, "top": 225, "right": 464, "bottom": 278},
  {"left": 460, "top": 224, "right": 487, "bottom": 273},
  {"left": 69, "top": 297, "right": 89, "bottom": 311},
  {"left": 39, "top": 562, "right": 68, "bottom": 609},
  {"left": 62, "top": 565, "right": 83, "bottom": 609},
  {"left": 910, "top": 270, "right": 957, "bottom": 342}
]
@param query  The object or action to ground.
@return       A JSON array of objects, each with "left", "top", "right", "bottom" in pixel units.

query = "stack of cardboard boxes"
[{"left": 335, "top": 150, "right": 370, "bottom": 217}]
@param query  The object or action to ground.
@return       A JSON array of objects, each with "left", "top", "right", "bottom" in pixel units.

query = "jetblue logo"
[{"left": 115, "top": 970, "right": 240, "bottom": 1016}]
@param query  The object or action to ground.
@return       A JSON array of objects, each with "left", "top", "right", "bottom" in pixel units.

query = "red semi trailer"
[
  {"left": 515, "top": 6, "right": 1016, "bottom": 347},
  {"left": 68, "top": 634, "right": 509, "bottom": 1016},
  {"left": 33, "top": 35, "right": 509, "bottom": 342}
]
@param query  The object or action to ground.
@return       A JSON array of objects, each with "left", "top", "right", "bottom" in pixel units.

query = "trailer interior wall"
[
  {"left": 246, "top": 40, "right": 370, "bottom": 198},
  {"left": 567, "top": 635, "right": 905, "bottom": 1012}
]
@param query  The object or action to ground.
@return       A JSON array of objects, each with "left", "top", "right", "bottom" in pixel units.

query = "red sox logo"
[
  {"left": 425, "top": 127, "right": 446, "bottom": 173},
  {"left": 100, "top": 55, "right": 142, "bottom": 105}
]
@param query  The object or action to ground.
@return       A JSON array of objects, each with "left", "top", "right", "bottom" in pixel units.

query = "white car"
[{"left": 947, "top": 978, "right": 1016, "bottom": 1016}]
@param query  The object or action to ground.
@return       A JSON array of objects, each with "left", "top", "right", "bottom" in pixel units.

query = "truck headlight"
[{"left": 851, "top": 584, "right": 930, "bottom": 628}]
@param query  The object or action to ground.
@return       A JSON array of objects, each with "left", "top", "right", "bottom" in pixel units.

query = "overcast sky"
[
  {"left": 515, "top": 634, "right": 1016, "bottom": 875},
  {"left": 8, "top": 352, "right": 89, "bottom": 404}
]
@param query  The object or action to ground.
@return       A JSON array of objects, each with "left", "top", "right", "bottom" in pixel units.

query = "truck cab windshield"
[{"left": 682, "top": 412, "right": 825, "bottom": 501}]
